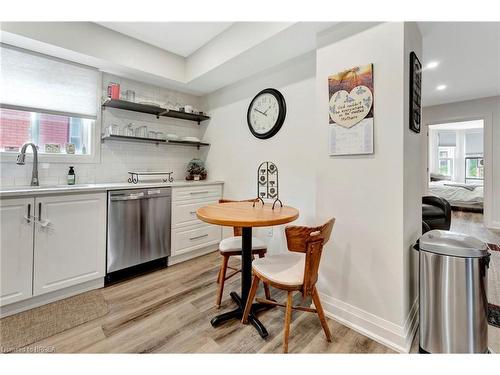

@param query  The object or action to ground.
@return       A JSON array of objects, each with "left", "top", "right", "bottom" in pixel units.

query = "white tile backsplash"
[{"left": 0, "top": 74, "right": 207, "bottom": 187}]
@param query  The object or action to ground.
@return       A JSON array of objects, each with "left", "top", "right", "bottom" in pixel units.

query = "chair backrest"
[
  {"left": 284, "top": 218, "right": 335, "bottom": 296},
  {"left": 219, "top": 198, "right": 259, "bottom": 236}
]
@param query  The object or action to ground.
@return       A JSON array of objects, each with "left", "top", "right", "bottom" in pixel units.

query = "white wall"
[
  {"left": 402, "top": 22, "right": 423, "bottom": 340},
  {"left": 314, "top": 22, "right": 421, "bottom": 352},
  {"left": 201, "top": 53, "right": 317, "bottom": 252},
  {"left": 0, "top": 74, "right": 203, "bottom": 187},
  {"left": 423, "top": 96, "right": 500, "bottom": 229}
]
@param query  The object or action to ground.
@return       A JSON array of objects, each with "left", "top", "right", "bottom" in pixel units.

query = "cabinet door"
[
  {"left": 0, "top": 197, "right": 34, "bottom": 306},
  {"left": 33, "top": 193, "right": 106, "bottom": 296}
]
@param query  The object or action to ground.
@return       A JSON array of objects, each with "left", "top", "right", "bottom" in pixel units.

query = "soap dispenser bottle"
[{"left": 67, "top": 166, "right": 76, "bottom": 185}]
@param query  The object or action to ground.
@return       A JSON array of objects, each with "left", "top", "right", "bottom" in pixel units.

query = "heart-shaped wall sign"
[{"left": 329, "top": 85, "right": 373, "bottom": 128}]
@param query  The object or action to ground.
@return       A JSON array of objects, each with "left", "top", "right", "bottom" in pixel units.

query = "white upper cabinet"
[
  {"left": 33, "top": 193, "right": 106, "bottom": 296},
  {"left": 0, "top": 197, "right": 34, "bottom": 306}
]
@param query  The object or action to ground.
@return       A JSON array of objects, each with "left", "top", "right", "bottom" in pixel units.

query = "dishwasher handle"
[{"left": 110, "top": 192, "right": 146, "bottom": 201}]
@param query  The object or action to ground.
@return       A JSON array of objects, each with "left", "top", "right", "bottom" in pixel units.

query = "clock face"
[{"left": 247, "top": 88, "right": 286, "bottom": 139}]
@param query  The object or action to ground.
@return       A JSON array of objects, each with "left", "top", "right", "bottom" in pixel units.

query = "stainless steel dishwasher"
[{"left": 106, "top": 187, "right": 171, "bottom": 283}]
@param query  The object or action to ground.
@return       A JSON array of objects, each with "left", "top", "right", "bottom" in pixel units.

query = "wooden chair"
[
  {"left": 215, "top": 199, "right": 271, "bottom": 308},
  {"left": 241, "top": 218, "right": 335, "bottom": 353}
]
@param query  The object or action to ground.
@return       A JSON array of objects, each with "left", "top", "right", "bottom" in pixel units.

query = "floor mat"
[{"left": 0, "top": 289, "right": 108, "bottom": 353}]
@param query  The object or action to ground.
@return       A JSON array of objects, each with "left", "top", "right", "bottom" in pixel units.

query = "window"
[
  {"left": 465, "top": 157, "right": 484, "bottom": 183},
  {"left": 0, "top": 43, "right": 99, "bottom": 160},
  {"left": 438, "top": 146, "right": 455, "bottom": 177},
  {"left": 0, "top": 108, "right": 93, "bottom": 154}
]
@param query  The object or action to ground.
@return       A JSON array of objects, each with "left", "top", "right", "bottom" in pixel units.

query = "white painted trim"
[
  {"left": 490, "top": 220, "right": 500, "bottom": 231},
  {"left": 168, "top": 245, "right": 218, "bottom": 266},
  {"left": 318, "top": 292, "right": 419, "bottom": 353},
  {"left": 0, "top": 278, "right": 104, "bottom": 318}
]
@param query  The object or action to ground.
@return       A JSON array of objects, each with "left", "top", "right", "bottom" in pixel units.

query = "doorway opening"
[{"left": 427, "top": 119, "right": 498, "bottom": 242}]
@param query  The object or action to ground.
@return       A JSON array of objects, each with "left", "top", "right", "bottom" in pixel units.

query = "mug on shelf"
[
  {"left": 124, "top": 123, "right": 135, "bottom": 137},
  {"left": 135, "top": 126, "right": 148, "bottom": 138}
]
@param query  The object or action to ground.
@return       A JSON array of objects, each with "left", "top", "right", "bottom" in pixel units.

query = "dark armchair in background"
[{"left": 422, "top": 196, "right": 451, "bottom": 233}]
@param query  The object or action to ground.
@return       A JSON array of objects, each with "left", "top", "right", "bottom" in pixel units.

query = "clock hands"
[
  {"left": 253, "top": 108, "right": 267, "bottom": 116},
  {"left": 263, "top": 104, "right": 273, "bottom": 115}
]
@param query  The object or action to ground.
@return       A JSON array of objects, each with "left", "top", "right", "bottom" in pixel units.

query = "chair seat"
[
  {"left": 422, "top": 203, "right": 445, "bottom": 219},
  {"left": 219, "top": 236, "right": 267, "bottom": 253},
  {"left": 252, "top": 253, "right": 305, "bottom": 286}
]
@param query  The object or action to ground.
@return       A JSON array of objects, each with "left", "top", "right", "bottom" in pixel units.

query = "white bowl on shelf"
[
  {"left": 166, "top": 133, "right": 179, "bottom": 140},
  {"left": 181, "top": 136, "right": 200, "bottom": 142}
]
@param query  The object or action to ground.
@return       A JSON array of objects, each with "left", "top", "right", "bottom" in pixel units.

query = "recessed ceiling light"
[
  {"left": 426, "top": 61, "right": 439, "bottom": 69},
  {"left": 436, "top": 84, "right": 447, "bottom": 91}
]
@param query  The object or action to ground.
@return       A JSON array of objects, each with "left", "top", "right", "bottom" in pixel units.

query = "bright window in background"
[
  {"left": 438, "top": 146, "right": 455, "bottom": 177},
  {"left": 465, "top": 157, "right": 484, "bottom": 183},
  {"left": 0, "top": 43, "right": 98, "bottom": 158},
  {"left": 0, "top": 108, "right": 93, "bottom": 154}
]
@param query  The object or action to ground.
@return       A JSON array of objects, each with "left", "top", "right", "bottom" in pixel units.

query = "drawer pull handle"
[
  {"left": 189, "top": 191, "right": 209, "bottom": 195},
  {"left": 189, "top": 234, "right": 209, "bottom": 241}
]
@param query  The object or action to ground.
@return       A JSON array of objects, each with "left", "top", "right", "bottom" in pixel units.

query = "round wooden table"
[{"left": 197, "top": 201, "right": 299, "bottom": 338}]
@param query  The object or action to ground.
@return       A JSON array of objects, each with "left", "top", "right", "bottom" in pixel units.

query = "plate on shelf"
[
  {"left": 166, "top": 133, "right": 179, "bottom": 140},
  {"left": 138, "top": 101, "right": 161, "bottom": 107},
  {"left": 181, "top": 136, "right": 200, "bottom": 142}
]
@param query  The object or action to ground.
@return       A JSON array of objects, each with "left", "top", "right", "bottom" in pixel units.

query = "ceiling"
[
  {"left": 97, "top": 22, "right": 233, "bottom": 57},
  {"left": 419, "top": 22, "right": 500, "bottom": 106}
]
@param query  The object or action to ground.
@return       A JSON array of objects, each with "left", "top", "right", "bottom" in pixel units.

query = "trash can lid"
[{"left": 419, "top": 230, "right": 489, "bottom": 258}]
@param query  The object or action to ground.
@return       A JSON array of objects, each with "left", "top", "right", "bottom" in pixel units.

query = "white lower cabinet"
[
  {"left": 0, "top": 197, "right": 34, "bottom": 306},
  {"left": 171, "top": 224, "right": 222, "bottom": 257},
  {"left": 0, "top": 192, "right": 106, "bottom": 308},
  {"left": 33, "top": 193, "right": 106, "bottom": 296},
  {"left": 170, "top": 184, "right": 222, "bottom": 263}
]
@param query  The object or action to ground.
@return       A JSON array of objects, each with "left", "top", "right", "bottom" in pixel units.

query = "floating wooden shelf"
[
  {"left": 101, "top": 99, "right": 210, "bottom": 124},
  {"left": 101, "top": 134, "right": 210, "bottom": 149}
]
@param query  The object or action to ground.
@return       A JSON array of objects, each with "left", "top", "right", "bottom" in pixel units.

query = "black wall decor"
[
  {"left": 254, "top": 161, "right": 282, "bottom": 209},
  {"left": 409, "top": 51, "right": 422, "bottom": 133}
]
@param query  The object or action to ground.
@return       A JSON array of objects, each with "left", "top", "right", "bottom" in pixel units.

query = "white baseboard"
[
  {"left": 487, "top": 220, "right": 500, "bottom": 231},
  {"left": 168, "top": 245, "right": 218, "bottom": 266},
  {"left": 319, "top": 292, "right": 419, "bottom": 353}
]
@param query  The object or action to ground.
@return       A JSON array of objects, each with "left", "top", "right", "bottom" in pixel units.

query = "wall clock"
[{"left": 247, "top": 88, "right": 286, "bottom": 139}]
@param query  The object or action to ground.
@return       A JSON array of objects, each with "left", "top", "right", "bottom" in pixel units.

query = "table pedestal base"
[{"left": 210, "top": 292, "right": 273, "bottom": 338}]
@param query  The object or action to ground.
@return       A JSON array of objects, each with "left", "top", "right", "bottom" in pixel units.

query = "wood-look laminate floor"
[
  {"left": 21, "top": 251, "right": 393, "bottom": 354},
  {"left": 14, "top": 211, "right": 500, "bottom": 354}
]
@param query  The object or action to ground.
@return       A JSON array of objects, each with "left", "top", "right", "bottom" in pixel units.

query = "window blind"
[
  {"left": 0, "top": 44, "right": 98, "bottom": 119},
  {"left": 438, "top": 131, "right": 456, "bottom": 147},
  {"left": 465, "top": 131, "right": 483, "bottom": 154}
]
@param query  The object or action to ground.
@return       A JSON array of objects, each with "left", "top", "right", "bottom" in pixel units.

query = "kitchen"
[{"left": 0, "top": 11, "right": 499, "bottom": 375}]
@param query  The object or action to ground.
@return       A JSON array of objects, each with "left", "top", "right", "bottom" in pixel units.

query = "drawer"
[
  {"left": 172, "top": 198, "right": 218, "bottom": 228},
  {"left": 172, "top": 185, "right": 222, "bottom": 202},
  {"left": 171, "top": 224, "right": 221, "bottom": 256}
]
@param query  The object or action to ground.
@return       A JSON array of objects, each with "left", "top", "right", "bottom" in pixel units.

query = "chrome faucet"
[{"left": 16, "top": 143, "right": 39, "bottom": 186}]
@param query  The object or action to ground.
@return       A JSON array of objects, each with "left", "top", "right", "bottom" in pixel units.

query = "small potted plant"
[{"left": 186, "top": 159, "right": 207, "bottom": 181}]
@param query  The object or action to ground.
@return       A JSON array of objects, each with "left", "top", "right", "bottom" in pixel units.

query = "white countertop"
[{"left": 0, "top": 180, "right": 224, "bottom": 198}]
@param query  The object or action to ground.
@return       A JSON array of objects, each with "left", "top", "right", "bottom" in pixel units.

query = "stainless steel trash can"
[{"left": 419, "top": 230, "right": 490, "bottom": 353}]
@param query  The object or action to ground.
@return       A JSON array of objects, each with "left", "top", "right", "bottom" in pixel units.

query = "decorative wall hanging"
[
  {"left": 328, "top": 64, "right": 374, "bottom": 156},
  {"left": 409, "top": 52, "right": 422, "bottom": 133},
  {"left": 254, "top": 161, "right": 282, "bottom": 209}
]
